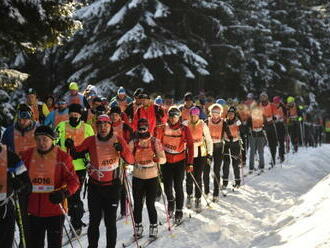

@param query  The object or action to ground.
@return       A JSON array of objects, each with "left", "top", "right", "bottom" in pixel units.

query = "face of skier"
[
  {"left": 57, "top": 101, "right": 67, "bottom": 111},
  {"left": 185, "top": 99, "right": 193, "bottom": 108},
  {"left": 211, "top": 108, "right": 221, "bottom": 120},
  {"left": 227, "top": 111, "right": 235, "bottom": 120},
  {"left": 118, "top": 93, "right": 126, "bottom": 101},
  {"left": 97, "top": 121, "right": 111, "bottom": 137},
  {"left": 168, "top": 115, "right": 180, "bottom": 125},
  {"left": 46, "top": 97, "right": 54, "bottom": 108},
  {"left": 35, "top": 135, "right": 53, "bottom": 151},
  {"left": 18, "top": 118, "right": 32, "bottom": 128},
  {"left": 26, "top": 93, "right": 37, "bottom": 105},
  {"left": 190, "top": 114, "right": 199, "bottom": 124},
  {"left": 110, "top": 113, "right": 121, "bottom": 123},
  {"left": 70, "top": 90, "right": 78, "bottom": 96}
]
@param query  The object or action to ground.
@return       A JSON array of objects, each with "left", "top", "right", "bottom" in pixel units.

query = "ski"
[
  {"left": 122, "top": 235, "right": 144, "bottom": 248},
  {"left": 62, "top": 232, "right": 87, "bottom": 247},
  {"left": 138, "top": 237, "right": 158, "bottom": 248}
]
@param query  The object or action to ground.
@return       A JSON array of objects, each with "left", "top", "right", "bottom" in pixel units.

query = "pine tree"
[{"left": 60, "top": 0, "right": 235, "bottom": 97}]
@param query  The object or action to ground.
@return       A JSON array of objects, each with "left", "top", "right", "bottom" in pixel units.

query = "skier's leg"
[
  {"left": 87, "top": 183, "right": 103, "bottom": 248},
  {"left": 46, "top": 215, "right": 65, "bottom": 248}
]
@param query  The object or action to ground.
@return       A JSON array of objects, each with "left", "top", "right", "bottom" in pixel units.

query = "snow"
[
  {"left": 107, "top": 5, "right": 128, "bottom": 27},
  {"left": 117, "top": 23, "right": 147, "bottom": 46},
  {"left": 76, "top": 0, "right": 109, "bottom": 19},
  {"left": 154, "top": 1, "right": 170, "bottom": 18},
  {"left": 58, "top": 144, "right": 330, "bottom": 248}
]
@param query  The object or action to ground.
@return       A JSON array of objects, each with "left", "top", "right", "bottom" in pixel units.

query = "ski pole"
[
  {"left": 63, "top": 221, "right": 74, "bottom": 248},
  {"left": 156, "top": 163, "right": 172, "bottom": 232},
  {"left": 11, "top": 177, "right": 26, "bottom": 248},
  {"left": 123, "top": 169, "right": 140, "bottom": 248},
  {"left": 188, "top": 172, "right": 211, "bottom": 208},
  {"left": 59, "top": 203, "right": 83, "bottom": 248}
]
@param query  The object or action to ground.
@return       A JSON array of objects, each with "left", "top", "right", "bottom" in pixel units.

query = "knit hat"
[
  {"left": 35, "top": 126, "right": 57, "bottom": 140},
  {"left": 117, "top": 86, "right": 126, "bottom": 95},
  {"left": 227, "top": 106, "right": 236, "bottom": 114},
  {"left": 247, "top": 93, "right": 254, "bottom": 99},
  {"left": 96, "top": 114, "right": 111, "bottom": 123},
  {"left": 138, "top": 92, "right": 150, "bottom": 99},
  {"left": 184, "top": 92, "right": 193, "bottom": 101},
  {"left": 216, "top": 99, "right": 226, "bottom": 105},
  {"left": 154, "top": 96, "right": 163, "bottom": 105},
  {"left": 68, "top": 104, "right": 83, "bottom": 115},
  {"left": 110, "top": 106, "right": 121, "bottom": 115},
  {"left": 273, "top": 96, "right": 281, "bottom": 104},
  {"left": 133, "top": 88, "right": 144, "bottom": 97},
  {"left": 69, "top": 82, "right": 79, "bottom": 91},
  {"left": 260, "top": 92, "right": 268, "bottom": 99},
  {"left": 190, "top": 106, "right": 200, "bottom": 116},
  {"left": 168, "top": 107, "right": 181, "bottom": 117},
  {"left": 17, "top": 104, "right": 33, "bottom": 119},
  {"left": 26, "top": 88, "right": 36, "bottom": 95},
  {"left": 208, "top": 103, "right": 223, "bottom": 114}
]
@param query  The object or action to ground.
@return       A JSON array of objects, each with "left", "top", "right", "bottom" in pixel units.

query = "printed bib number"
[{"left": 29, "top": 148, "right": 57, "bottom": 193}]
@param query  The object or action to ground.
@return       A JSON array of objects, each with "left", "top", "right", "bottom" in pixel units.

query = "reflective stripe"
[{"left": 0, "top": 145, "right": 8, "bottom": 201}]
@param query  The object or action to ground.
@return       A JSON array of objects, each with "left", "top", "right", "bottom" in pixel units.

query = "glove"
[
  {"left": 65, "top": 138, "right": 74, "bottom": 148},
  {"left": 186, "top": 165, "right": 194, "bottom": 173},
  {"left": 113, "top": 142, "right": 123, "bottom": 152},
  {"left": 153, "top": 156, "right": 160, "bottom": 163},
  {"left": 49, "top": 189, "right": 69, "bottom": 204}
]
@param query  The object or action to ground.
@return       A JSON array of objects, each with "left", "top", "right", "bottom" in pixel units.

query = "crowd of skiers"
[{"left": 0, "top": 82, "right": 325, "bottom": 248}]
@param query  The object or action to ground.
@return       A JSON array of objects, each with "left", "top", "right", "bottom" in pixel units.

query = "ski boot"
[
  {"left": 186, "top": 195, "right": 193, "bottom": 209},
  {"left": 174, "top": 210, "right": 183, "bottom": 225},
  {"left": 195, "top": 198, "right": 202, "bottom": 213},
  {"left": 149, "top": 224, "right": 158, "bottom": 238},
  {"left": 212, "top": 196, "right": 219, "bottom": 203},
  {"left": 134, "top": 223, "right": 143, "bottom": 238}
]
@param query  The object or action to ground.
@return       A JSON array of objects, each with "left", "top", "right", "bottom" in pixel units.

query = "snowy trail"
[{"left": 61, "top": 145, "right": 330, "bottom": 248}]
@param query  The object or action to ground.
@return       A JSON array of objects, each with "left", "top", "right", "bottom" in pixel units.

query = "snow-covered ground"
[{"left": 61, "top": 144, "right": 330, "bottom": 248}]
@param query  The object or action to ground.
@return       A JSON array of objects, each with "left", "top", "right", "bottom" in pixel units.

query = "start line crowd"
[{"left": 0, "top": 82, "right": 324, "bottom": 248}]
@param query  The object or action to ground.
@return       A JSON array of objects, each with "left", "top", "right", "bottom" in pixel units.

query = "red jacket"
[
  {"left": 155, "top": 122, "right": 194, "bottom": 165},
  {"left": 22, "top": 147, "right": 79, "bottom": 217},
  {"left": 132, "top": 104, "right": 166, "bottom": 134}
]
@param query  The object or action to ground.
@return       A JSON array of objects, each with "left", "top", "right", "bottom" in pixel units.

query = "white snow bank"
[{"left": 59, "top": 145, "right": 330, "bottom": 248}]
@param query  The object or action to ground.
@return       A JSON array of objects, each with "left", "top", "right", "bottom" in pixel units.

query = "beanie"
[
  {"left": 35, "top": 126, "right": 57, "bottom": 140},
  {"left": 68, "top": 104, "right": 83, "bottom": 115}
]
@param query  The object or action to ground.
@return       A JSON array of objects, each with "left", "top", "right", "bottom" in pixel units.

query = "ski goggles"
[
  {"left": 57, "top": 100, "right": 66, "bottom": 105},
  {"left": 138, "top": 125, "right": 148, "bottom": 132},
  {"left": 18, "top": 111, "right": 32, "bottom": 119},
  {"left": 211, "top": 110, "right": 221, "bottom": 114},
  {"left": 168, "top": 111, "right": 180, "bottom": 117}
]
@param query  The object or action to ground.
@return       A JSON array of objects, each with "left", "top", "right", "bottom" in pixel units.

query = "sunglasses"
[
  {"left": 18, "top": 111, "right": 32, "bottom": 119},
  {"left": 57, "top": 101, "right": 66, "bottom": 105},
  {"left": 169, "top": 113, "right": 180, "bottom": 117},
  {"left": 211, "top": 110, "right": 221, "bottom": 114}
]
